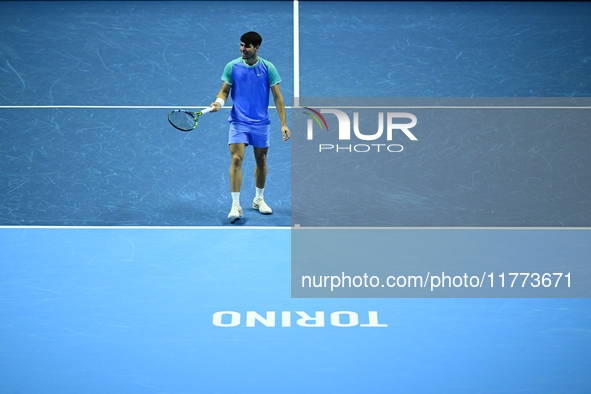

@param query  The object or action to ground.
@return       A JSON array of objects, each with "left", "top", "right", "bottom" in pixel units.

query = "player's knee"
[
  {"left": 231, "top": 154, "right": 243, "bottom": 168},
  {"left": 255, "top": 155, "right": 267, "bottom": 168}
]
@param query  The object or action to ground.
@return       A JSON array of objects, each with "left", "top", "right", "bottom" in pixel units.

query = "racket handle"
[{"left": 201, "top": 106, "right": 214, "bottom": 114}]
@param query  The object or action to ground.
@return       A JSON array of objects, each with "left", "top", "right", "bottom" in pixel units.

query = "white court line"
[
  {"left": 294, "top": 0, "right": 300, "bottom": 99},
  {"left": 2, "top": 105, "right": 589, "bottom": 109},
  {"left": 0, "top": 226, "right": 588, "bottom": 230},
  {"left": 291, "top": 227, "right": 591, "bottom": 230},
  {"left": 0, "top": 226, "right": 291, "bottom": 230},
  {"left": 0, "top": 106, "right": 292, "bottom": 109},
  {"left": 0, "top": 105, "right": 226, "bottom": 109},
  {"left": 297, "top": 106, "right": 591, "bottom": 109}
]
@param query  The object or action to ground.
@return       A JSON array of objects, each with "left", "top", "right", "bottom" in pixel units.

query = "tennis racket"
[{"left": 168, "top": 106, "right": 214, "bottom": 132}]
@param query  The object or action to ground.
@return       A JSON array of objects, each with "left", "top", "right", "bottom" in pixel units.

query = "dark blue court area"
[
  {"left": 0, "top": 1, "right": 293, "bottom": 226},
  {"left": 1, "top": 1, "right": 591, "bottom": 393}
]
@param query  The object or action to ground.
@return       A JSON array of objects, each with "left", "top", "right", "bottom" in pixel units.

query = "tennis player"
[{"left": 210, "top": 32, "right": 290, "bottom": 221}]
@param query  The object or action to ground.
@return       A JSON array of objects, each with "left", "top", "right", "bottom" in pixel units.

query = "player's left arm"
[{"left": 271, "top": 84, "right": 290, "bottom": 141}]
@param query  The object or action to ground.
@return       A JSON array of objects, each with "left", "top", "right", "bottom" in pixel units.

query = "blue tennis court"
[
  {"left": 1, "top": 1, "right": 590, "bottom": 393},
  {"left": 2, "top": 226, "right": 590, "bottom": 393}
]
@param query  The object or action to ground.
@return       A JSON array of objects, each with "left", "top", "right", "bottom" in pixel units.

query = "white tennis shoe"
[
  {"left": 228, "top": 202, "right": 243, "bottom": 221},
  {"left": 253, "top": 197, "right": 272, "bottom": 214}
]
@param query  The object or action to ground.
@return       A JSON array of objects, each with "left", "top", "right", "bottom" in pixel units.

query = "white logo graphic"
[
  {"left": 304, "top": 108, "right": 418, "bottom": 153},
  {"left": 212, "top": 310, "right": 387, "bottom": 328}
]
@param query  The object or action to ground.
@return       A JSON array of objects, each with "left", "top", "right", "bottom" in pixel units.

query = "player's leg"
[
  {"left": 230, "top": 143, "right": 245, "bottom": 192},
  {"left": 252, "top": 146, "right": 272, "bottom": 214},
  {"left": 253, "top": 146, "right": 268, "bottom": 189},
  {"left": 228, "top": 143, "right": 245, "bottom": 221}
]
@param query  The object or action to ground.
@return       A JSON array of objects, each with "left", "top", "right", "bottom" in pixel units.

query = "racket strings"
[{"left": 169, "top": 110, "right": 198, "bottom": 131}]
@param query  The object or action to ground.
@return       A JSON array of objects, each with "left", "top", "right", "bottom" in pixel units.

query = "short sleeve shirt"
[{"left": 221, "top": 57, "right": 281, "bottom": 125}]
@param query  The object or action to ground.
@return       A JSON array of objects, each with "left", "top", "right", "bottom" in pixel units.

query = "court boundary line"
[
  {"left": 0, "top": 226, "right": 291, "bottom": 230},
  {"left": 0, "top": 226, "right": 588, "bottom": 230},
  {"left": 0, "top": 105, "right": 235, "bottom": 109},
  {"left": 292, "top": 227, "right": 591, "bottom": 230},
  {"left": 294, "top": 0, "right": 300, "bottom": 98},
  {"left": 0, "top": 106, "right": 290, "bottom": 109},
  {"left": 299, "top": 106, "right": 591, "bottom": 109},
  {"left": 2, "top": 106, "right": 590, "bottom": 109},
  {"left": 291, "top": 227, "right": 591, "bottom": 230}
]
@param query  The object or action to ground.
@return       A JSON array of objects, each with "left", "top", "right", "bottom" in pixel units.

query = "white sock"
[
  {"left": 232, "top": 192, "right": 240, "bottom": 204},
  {"left": 255, "top": 187, "right": 264, "bottom": 199}
]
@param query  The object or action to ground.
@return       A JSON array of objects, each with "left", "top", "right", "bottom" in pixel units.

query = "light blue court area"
[{"left": 1, "top": 227, "right": 591, "bottom": 393}]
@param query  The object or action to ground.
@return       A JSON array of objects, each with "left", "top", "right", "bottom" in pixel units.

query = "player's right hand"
[{"left": 210, "top": 102, "right": 221, "bottom": 112}]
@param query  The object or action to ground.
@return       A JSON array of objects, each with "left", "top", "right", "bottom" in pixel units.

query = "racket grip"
[{"left": 201, "top": 106, "right": 214, "bottom": 114}]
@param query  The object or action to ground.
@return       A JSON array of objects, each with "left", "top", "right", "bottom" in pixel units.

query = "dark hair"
[{"left": 241, "top": 31, "right": 262, "bottom": 48}]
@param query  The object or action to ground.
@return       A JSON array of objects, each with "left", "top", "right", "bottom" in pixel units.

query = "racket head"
[{"left": 168, "top": 110, "right": 201, "bottom": 132}]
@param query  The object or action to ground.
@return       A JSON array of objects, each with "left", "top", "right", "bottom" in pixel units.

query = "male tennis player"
[{"left": 210, "top": 31, "right": 290, "bottom": 222}]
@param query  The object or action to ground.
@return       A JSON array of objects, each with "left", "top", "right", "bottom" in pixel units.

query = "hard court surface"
[{"left": 1, "top": 2, "right": 590, "bottom": 393}]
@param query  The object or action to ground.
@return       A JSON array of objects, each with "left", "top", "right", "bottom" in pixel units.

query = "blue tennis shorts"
[{"left": 228, "top": 122, "right": 270, "bottom": 148}]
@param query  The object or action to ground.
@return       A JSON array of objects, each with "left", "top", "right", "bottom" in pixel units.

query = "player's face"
[{"left": 240, "top": 42, "right": 258, "bottom": 63}]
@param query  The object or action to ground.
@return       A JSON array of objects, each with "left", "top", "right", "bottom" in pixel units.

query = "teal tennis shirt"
[{"left": 221, "top": 57, "right": 281, "bottom": 125}]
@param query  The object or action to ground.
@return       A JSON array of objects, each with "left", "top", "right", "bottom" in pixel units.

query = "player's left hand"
[{"left": 282, "top": 126, "right": 290, "bottom": 141}]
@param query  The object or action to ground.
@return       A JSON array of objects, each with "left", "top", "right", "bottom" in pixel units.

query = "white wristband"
[{"left": 215, "top": 98, "right": 225, "bottom": 107}]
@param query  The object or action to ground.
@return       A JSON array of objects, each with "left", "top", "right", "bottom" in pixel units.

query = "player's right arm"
[{"left": 210, "top": 82, "right": 231, "bottom": 113}]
